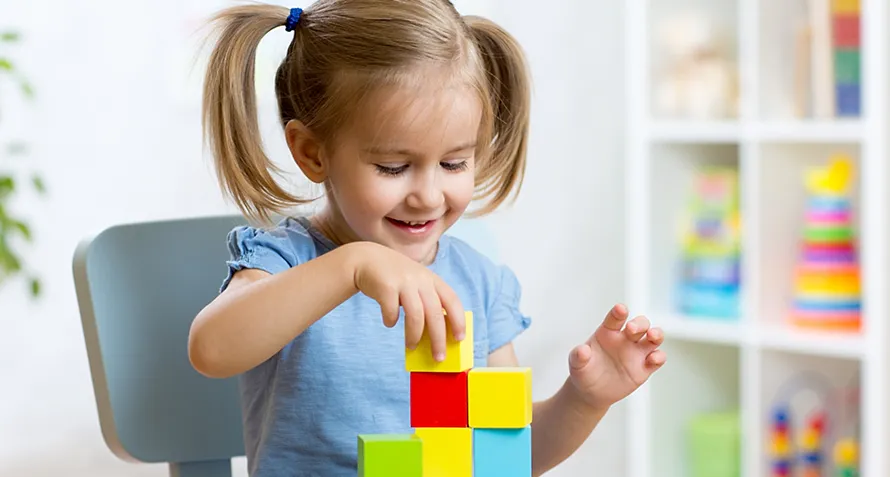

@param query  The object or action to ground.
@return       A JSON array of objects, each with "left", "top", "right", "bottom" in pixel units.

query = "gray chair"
[{"left": 72, "top": 213, "right": 497, "bottom": 477}]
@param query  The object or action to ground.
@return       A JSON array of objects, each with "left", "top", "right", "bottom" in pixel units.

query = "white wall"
[{"left": 0, "top": 0, "right": 626, "bottom": 476}]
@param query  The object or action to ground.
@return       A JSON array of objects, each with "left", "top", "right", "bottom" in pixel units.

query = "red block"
[
  {"left": 410, "top": 370, "right": 468, "bottom": 428},
  {"left": 833, "top": 14, "right": 860, "bottom": 48}
]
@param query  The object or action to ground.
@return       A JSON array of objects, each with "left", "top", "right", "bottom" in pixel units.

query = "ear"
[{"left": 285, "top": 120, "right": 327, "bottom": 183}]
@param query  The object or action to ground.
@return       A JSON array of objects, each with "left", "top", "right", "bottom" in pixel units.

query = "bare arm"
[
  {"left": 188, "top": 241, "right": 365, "bottom": 379},
  {"left": 488, "top": 344, "right": 609, "bottom": 477}
]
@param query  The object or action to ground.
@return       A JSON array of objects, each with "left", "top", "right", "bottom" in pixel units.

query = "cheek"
[{"left": 447, "top": 172, "right": 476, "bottom": 208}]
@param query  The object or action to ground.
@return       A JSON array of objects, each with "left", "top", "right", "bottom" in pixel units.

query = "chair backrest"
[
  {"left": 73, "top": 215, "right": 249, "bottom": 477},
  {"left": 72, "top": 214, "right": 497, "bottom": 477}
]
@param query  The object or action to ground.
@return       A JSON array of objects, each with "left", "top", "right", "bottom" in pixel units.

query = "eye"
[
  {"left": 441, "top": 160, "right": 469, "bottom": 172},
  {"left": 375, "top": 164, "right": 408, "bottom": 176}
]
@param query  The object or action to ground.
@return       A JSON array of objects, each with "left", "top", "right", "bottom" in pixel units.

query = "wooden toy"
[
  {"left": 834, "top": 438, "right": 859, "bottom": 477},
  {"left": 359, "top": 310, "right": 534, "bottom": 476},
  {"left": 410, "top": 370, "right": 469, "bottom": 428},
  {"left": 414, "top": 427, "right": 473, "bottom": 476},
  {"left": 357, "top": 434, "right": 422, "bottom": 477},
  {"left": 468, "top": 367, "right": 533, "bottom": 428},
  {"left": 405, "top": 310, "right": 474, "bottom": 372},
  {"left": 473, "top": 426, "right": 533, "bottom": 477},
  {"left": 770, "top": 407, "right": 793, "bottom": 477}
]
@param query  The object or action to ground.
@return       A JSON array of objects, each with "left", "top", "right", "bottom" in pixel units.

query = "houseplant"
[{"left": 0, "top": 30, "right": 44, "bottom": 297}]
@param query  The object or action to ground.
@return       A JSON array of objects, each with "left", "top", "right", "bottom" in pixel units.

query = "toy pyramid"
[
  {"left": 677, "top": 167, "right": 741, "bottom": 318},
  {"left": 357, "top": 311, "right": 533, "bottom": 476},
  {"left": 790, "top": 155, "right": 861, "bottom": 332}
]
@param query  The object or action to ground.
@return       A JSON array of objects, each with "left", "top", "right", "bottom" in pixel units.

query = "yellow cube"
[
  {"left": 414, "top": 428, "right": 473, "bottom": 477},
  {"left": 405, "top": 311, "right": 474, "bottom": 373},
  {"left": 468, "top": 367, "right": 533, "bottom": 428}
]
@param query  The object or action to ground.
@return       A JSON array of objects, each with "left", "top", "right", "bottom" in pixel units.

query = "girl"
[{"left": 187, "top": 1, "right": 667, "bottom": 476}]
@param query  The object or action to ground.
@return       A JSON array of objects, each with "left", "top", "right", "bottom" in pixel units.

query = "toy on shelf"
[
  {"left": 687, "top": 410, "right": 740, "bottom": 477},
  {"left": 790, "top": 155, "right": 861, "bottom": 333},
  {"left": 677, "top": 166, "right": 741, "bottom": 319},
  {"left": 652, "top": 10, "right": 739, "bottom": 119},
  {"left": 358, "top": 311, "right": 533, "bottom": 477},
  {"left": 767, "top": 371, "right": 861, "bottom": 477}
]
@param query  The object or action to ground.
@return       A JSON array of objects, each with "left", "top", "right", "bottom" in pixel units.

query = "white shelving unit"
[{"left": 624, "top": 1, "right": 888, "bottom": 477}]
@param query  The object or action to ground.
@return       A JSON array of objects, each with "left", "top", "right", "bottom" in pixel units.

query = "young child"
[{"left": 187, "top": 1, "right": 667, "bottom": 476}]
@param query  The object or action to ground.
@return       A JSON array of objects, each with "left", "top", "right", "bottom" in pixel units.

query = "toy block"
[
  {"left": 468, "top": 367, "right": 533, "bottom": 428},
  {"left": 357, "top": 434, "right": 422, "bottom": 477},
  {"left": 832, "top": 0, "right": 860, "bottom": 14},
  {"left": 414, "top": 427, "right": 473, "bottom": 477},
  {"left": 405, "top": 310, "right": 474, "bottom": 373},
  {"left": 410, "top": 370, "right": 468, "bottom": 427},
  {"left": 473, "top": 426, "right": 532, "bottom": 477}
]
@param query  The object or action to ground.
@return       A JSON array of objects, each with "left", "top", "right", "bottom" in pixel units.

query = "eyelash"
[{"left": 374, "top": 161, "right": 469, "bottom": 176}]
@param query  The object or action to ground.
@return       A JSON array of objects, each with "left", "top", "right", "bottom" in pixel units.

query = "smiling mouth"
[{"left": 386, "top": 217, "right": 438, "bottom": 231}]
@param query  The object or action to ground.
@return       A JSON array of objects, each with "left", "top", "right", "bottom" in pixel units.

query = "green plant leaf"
[
  {"left": 32, "top": 175, "right": 45, "bottom": 194},
  {"left": 0, "top": 32, "right": 20, "bottom": 42},
  {"left": 29, "top": 277, "right": 40, "bottom": 297},
  {"left": 20, "top": 80, "right": 34, "bottom": 99},
  {"left": 0, "top": 238, "right": 22, "bottom": 275},
  {"left": 0, "top": 176, "right": 14, "bottom": 199},
  {"left": 9, "top": 220, "right": 31, "bottom": 242},
  {"left": 0, "top": 58, "right": 12, "bottom": 72}
]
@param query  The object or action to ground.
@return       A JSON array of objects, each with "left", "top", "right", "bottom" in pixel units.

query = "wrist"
[
  {"left": 563, "top": 378, "right": 610, "bottom": 418},
  {"left": 340, "top": 241, "right": 379, "bottom": 292}
]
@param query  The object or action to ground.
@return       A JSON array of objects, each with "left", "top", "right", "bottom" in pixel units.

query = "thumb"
[{"left": 569, "top": 343, "right": 592, "bottom": 371}]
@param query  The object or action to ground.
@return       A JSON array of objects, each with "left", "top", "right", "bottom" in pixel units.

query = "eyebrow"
[{"left": 364, "top": 141, "right": 477, "bottom": 157}]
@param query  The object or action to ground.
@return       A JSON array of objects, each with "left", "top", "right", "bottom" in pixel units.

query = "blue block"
[
  {"left": 473, "top": 426, "right": 532, "bottom": 477},
  {"left": 836, "top": 83, "right": 861, "bottom": 117}
]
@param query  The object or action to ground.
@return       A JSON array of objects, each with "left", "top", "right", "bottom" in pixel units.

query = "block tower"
[
  {"left": 790, "top": 155, "right": 861, "bottom": 332},
  {"left": 357, "top": 311, "right": 533, "bottom": 476}
]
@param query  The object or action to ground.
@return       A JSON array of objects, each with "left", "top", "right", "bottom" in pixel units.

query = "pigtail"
[
  {"left": 463, "top": 15, "right": 531, "bottom": 215},
  {"left": 202, "top": 4, "right": 310, "bottom": 224}
]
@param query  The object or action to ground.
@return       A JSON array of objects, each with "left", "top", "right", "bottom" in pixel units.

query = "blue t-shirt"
[{"left": 220, "top": 216, "right": 532, "bottom": 476}]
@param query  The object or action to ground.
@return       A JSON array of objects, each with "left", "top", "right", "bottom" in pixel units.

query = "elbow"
[{"left": 188, "top": 312, "right": 236, "bottom": 379}]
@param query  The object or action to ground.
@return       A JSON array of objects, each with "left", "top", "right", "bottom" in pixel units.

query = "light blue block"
[{"left": 473, "top": 426, "right": 532, "bottom": 477}]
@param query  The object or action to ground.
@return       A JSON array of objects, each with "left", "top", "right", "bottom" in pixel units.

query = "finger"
[
  {"left": 646, "top": 349, "right": 667, "bottom": 369},
  {"left": 602, "top": 303, "right": 629, "bottom": 331},
  {"left": 423, "top": 292, "right": 448, "bottom": 363},
  {"left": 435, "top": 277, "right": 466, "bottom": 341},
  {"left": 623, "top": 315, "right": 651, "bottom": 342},
  {"left": 401, "top": 290, "right": 425, "bottom": 350},
  {"left": 378, "top": 289, "right": 401, "bottom": 329},
  {"left": 640, "top": 327, "right": 664, "bottom": 352},
  {"left": 419, "top": 285, "right": 445, "bottom": 344},
  {"left": 568, "top": 343, "right": 592, "bottom": 371}
]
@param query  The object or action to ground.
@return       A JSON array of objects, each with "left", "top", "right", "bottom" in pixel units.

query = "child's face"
[{"left": 324, "top": 77, "right": 481, "bottom": 264}]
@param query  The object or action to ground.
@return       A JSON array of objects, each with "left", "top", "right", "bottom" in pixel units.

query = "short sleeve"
[
  {"left": 220, "top": 225, "right": 298, "bottom": 292},
  {"left": 486, "top": 264, "right": 532, "bottom": 353}
]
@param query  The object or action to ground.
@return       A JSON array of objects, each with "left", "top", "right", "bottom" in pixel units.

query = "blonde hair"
[{"left": 202, "top": 1, "right": 531, "bottom": 224}]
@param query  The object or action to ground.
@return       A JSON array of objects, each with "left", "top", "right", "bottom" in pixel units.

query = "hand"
[
  {"left": 350, "top": 242, "right": 465, "bottom": 361},
  {"left": 567, "top": 304, "right": 666, "bottom": 410}
]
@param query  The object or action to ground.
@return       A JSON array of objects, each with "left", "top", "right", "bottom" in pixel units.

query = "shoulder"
[
  {"left": 221, "top": 216, "right": 323, "bottom": 291},
  {"left": 438, "top": 235, "right": 531, "bottom": 352}
]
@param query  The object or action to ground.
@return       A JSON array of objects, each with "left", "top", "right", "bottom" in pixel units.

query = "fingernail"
[
  {"left": 455, "top": 332, "right": 465, "bottom": 341},
  {"left": 434, "top": 352, "right": 445, "bottom": 362}
]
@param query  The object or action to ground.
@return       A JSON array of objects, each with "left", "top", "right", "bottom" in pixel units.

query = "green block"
[
  {"left": 839, "top": 467, "right": 858, "bottom": 477},
  {"left": 358, "top": 434, "right": 423, "bottom": 477},
  {"left": 688, "top": 411, "right": 740, "bottom": 477},
  {"left": 835, "top": 49, "right": 861, "bottom": 84}
]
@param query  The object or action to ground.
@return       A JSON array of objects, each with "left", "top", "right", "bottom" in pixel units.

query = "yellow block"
[
  {"left": 468, "top": 367, "right": 533, "bottom": 428},
  {"left": 414, "top": 428, "right": 472, "bottom": 477},
  {"left": 832, "top": 0, "right": 860, "bottom": 13},
  {"left": 405, "top": 311, "right": 474, "bottom": 373}
]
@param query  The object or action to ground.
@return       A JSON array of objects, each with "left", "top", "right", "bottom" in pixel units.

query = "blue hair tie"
[{"left": 285, "top": 7, "right": 303, "bottom": 32}]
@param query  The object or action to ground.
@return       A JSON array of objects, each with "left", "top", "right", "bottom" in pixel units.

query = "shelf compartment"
[
  {"left": 756, "top": 143, "right": 862, "bottom": 336},
  {"left": 760, "top": 350, "right": 861, "bottom": 477},
  {"left": 647, "top": 0, "right": 740, "bottom": 121},
  {"left": 650, "top": 144, "right": 743, "bottom": 322},
  {"left": 651, "top": 341, "right": 741, "bottom": 477}
]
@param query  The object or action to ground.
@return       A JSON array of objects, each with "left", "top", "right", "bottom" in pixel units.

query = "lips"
[{"left": 386, "top": 217, "right": 439, "bottom": 234}]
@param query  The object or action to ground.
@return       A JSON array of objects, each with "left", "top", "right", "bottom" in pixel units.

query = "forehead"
[{"left": 349, "top": 75, "right": 483, "bottom": 149}]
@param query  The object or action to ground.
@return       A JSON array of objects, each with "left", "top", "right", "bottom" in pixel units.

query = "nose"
[{"left": 406, "top": 170, "right": 445, "bottom": 211}]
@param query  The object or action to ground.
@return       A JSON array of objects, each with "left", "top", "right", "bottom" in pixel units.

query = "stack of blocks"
[{"left": 357, "top": 311, "right": 533, "bottom": 476}]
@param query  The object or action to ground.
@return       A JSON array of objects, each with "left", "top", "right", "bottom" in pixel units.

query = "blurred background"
[{"left": 1, "top": 0, "right": 886, "bottom": 476}]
